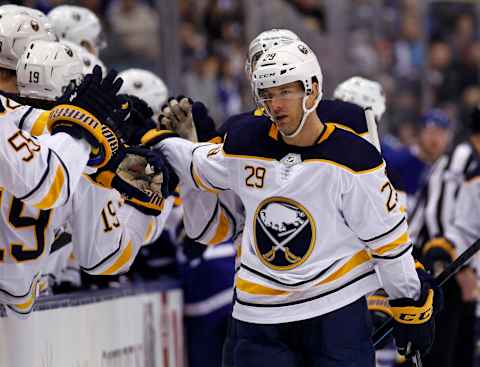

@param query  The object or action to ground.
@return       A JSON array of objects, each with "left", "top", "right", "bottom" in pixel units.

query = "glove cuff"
[
  {"left": 140, "top": 129, "right": 179, "bottom": 147},
  {"left": 47, "top": 104, "right": 121, "bottom": 169},
  {"left": 390, "top": 288, "right": 434, "bottom": 325},
  {"left": 422, "top": 237, "right": 456, "bottom": 260}
]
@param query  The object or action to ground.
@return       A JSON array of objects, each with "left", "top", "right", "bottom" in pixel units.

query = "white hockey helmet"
[
  {"left": 0, "top": 5, "right": 55, "bottom": 39},
  {"left": 118, "top": 68, "right": 168, "bottom": 115},
  {"left": 47, "top": 5, "right": 105, "bottom": 55},
  {"left": 61, "top": 40, "right": 106, "bottom": 76},
  {"left": 246, "top": 28, "right": 299, "bottom": 77},
  {"left": 0, "top": 13, "right": 56, "bottom": 70},
  {"left": 333, "top": 76, "right": 386, "bottom": 121},
  {"left": 17, "top": 40, "right": 83, "bottom": 100},
  {"left": 252, "top": 40, "right": 323, "bottom": 138}
]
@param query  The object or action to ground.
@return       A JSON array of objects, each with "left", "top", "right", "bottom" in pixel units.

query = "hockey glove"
[
  {"left": 92, "top": 146, "right": 178, "bottom": 216},
  {"left": 159, "top": 96, "right": 198, "bottom": 142},
  {"left": 191, "top": 101, "right": 221, "bottom": 142},
  {"left": 49, "top": 66, "right": 129, "bottom": 168},
  {"left": 421, "top": 237, "right": 456, "bottom": 275},
  {"left": 116, "top": 94, "right": 157, "bottom": 145},
  {"left": 390, "top": 268, "right": 443, "bottom": 358}
]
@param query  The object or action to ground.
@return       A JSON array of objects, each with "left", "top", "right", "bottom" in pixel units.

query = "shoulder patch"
[{"left": 318, "top": 99, "right": 368, "bottom": 135}]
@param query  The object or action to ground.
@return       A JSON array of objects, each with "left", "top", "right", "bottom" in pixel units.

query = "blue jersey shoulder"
[{"left": 317, "top": 99, "right": 368, "bottom": 135}]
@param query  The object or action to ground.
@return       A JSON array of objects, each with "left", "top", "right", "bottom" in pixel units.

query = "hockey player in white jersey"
[
  {"left": 0, "top": 10, "right": 132, "bottom": 209},
  {"left": 0, "top": 39, "right": 175, "bottom": 316},
  {"left": 145, "top": 40, "right": 441, "bottom": 366}
]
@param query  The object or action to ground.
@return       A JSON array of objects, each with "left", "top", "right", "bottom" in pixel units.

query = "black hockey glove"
[
  {"left": 191, "top": 101, "right": 221, "bottom": 142},
  {"left": 116, "top": 94, "right": 157, "bottom": 145},
  {"left": 390, "top": 267, "right": 443, "bottom": 358},
  {"left": 48, "top": 66, "right": 129, "bottom": 168},
  {"left": 421, "top": 237, "right": 456, "bottom": 275}
]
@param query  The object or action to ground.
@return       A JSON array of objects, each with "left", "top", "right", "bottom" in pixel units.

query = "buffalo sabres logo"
[
  {"left": 253, "top": 197, "right": 315, "bottom": 270},
  {"left": 298, "top": 44, "right": 309, "bottom": 55}
]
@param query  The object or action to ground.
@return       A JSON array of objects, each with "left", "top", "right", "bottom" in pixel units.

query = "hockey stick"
[
  {"left": 373, "top": 238, "right": 480, "bottom": 348},
  {"left": 365, "top": 107, "right": 381, "bottom": 152}
]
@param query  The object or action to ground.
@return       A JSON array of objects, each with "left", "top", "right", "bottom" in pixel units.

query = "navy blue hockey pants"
[{"left": 225, "top": 297, "right": 375, "bottom": 367}]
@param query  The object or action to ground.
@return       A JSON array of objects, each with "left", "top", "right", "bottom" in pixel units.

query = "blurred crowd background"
[{"left": 8, "top": 0, "right": 480, "bottom": 147}]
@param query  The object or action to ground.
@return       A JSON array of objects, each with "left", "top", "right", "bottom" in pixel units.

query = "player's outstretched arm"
[
  {"left": 0, "top": 113, "right": 90, "bottom": 209},
  {"left": 70, "top": 179, "right": 174, "bottom": 276}
]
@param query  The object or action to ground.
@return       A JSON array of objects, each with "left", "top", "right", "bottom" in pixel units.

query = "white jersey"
[
  {"left": 445, "top": 168, "right": 480, "bottom": 271},
  {"left": 156, "top": 121, "right": 420, "bottom": 324},
  {"left": 0, "top": 98, "right": 90, "bottom": 209},
  {"left": 0, "top": 175, "right": 170, "bottom": 316}
]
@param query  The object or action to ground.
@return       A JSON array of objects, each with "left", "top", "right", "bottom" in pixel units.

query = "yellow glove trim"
[
  {"left": 367, "top": 295, "right": 393, "bottom": 317},
  {"left": 140, "top": 129, "right": 177, "bottom": 146},
  {"left": 391, "top": 289, "right": 434, "bottom": 325},
  {"left": 94, "top": 170, "right": 115, "bottom": 189},
  {"left": 422, "top": 237, "right": 456, "bottom": 259},
  {"left": 47, "top": 104, "right": 120, "bottom": 169},
  {"left": 127, "top": 195, "right": 165, "bottom": 213}
]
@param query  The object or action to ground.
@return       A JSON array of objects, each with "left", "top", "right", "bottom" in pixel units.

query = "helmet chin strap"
[{"left": 278, "top": 94, "right": 321, "bottom": 139}]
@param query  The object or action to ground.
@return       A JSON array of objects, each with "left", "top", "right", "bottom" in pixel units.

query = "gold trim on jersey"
[
  {"left": 143, "top": 219, "right": 156, "bottom": 243},
  {"left": 208, "top": 208, "right": 230, "bottom": 245},
  {"left": 100, "top": 241, "right": 133, "bottom": 275},
  {"left": 268, "top": 124, "right": 279, "bottom": 140},
  {"left": 332, "top": 122, "right": 369, "bottom": 138},
  {"left": 208, "top": 136, "right": 223, "bottom": 144},
  {"left": 33, "top": 165, "right": 65, "bottom": 209},
  {"left": 371, "top": 231, "right": 409, "bottom": 256},
  {"left": 192, "top": 164, "right": 221, "bottom": 193},
  {"left": 317, "top": 123, "right": 336, "bottom": 144},
  {"left": 317, "top": 249, "right": 371, "bottom": 285},
  {"left": 466, "top": 176, "right": 480, "bottom": 185},
  {"left": 222, "top": 148, "right": 275, "bottom": 162},
  {"left": 303, "top": 158, "right": 385, "bottom": 175},
  {"left": 236, "top": 276, "right": 289, "bottom": 296},
  {"left": 13, "top": 294, "right": 35, "bottom": 311},
  {"left": 254, "top": 107, "right": 265, "bottom": 116},
  {"left": 31, "top": 111, "right": 50, "bottom": 136},
  {"left": 253, "top": 197, "right": 316, "bottom": 271}
]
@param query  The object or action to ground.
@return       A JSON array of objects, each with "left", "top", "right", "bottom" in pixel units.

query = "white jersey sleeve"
[
  {"left": 70, "top": 177, "right": 171, "bottom": 276},
  {"left": 0, "top": 109, "right": 90, "bottom": 209},
  {"left": 445, "top": 176, "right": 480, "bottom": 268},
  {"left": 341, "top": 166, "right": 420, "bottom": 300},
  {"left": 157, "top": 137, "right": 239, "bottom": 244}
]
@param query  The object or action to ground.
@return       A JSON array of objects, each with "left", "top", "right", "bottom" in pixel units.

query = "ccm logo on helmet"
[{"left": 257, "top": 72, "right": 276, "bottom": 79}]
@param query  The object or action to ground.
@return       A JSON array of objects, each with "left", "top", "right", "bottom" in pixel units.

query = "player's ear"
[{"left": 306, "top": 81, "right": 319, "bottom": 109}]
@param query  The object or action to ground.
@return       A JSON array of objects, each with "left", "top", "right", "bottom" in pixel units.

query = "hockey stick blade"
[{"left": 373, "top": 238, "right": 480, "bottom": 348}]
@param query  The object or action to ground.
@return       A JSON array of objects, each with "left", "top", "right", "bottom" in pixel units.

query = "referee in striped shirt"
[{"left": 409, "top": 106, "right": 480, "bottom": 367}]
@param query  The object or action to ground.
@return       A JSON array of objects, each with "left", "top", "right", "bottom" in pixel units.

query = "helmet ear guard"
[{"left": 252, "top": 40, "right": 323, "bottom": 138}]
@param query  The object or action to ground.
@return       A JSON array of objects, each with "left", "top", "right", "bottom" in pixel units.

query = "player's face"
[
  {"left": 259, "top": 82, "right": 305, "bottom": 134},
  {"left": 419, "top": 125, "right": 451, "bottom": 161}
]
